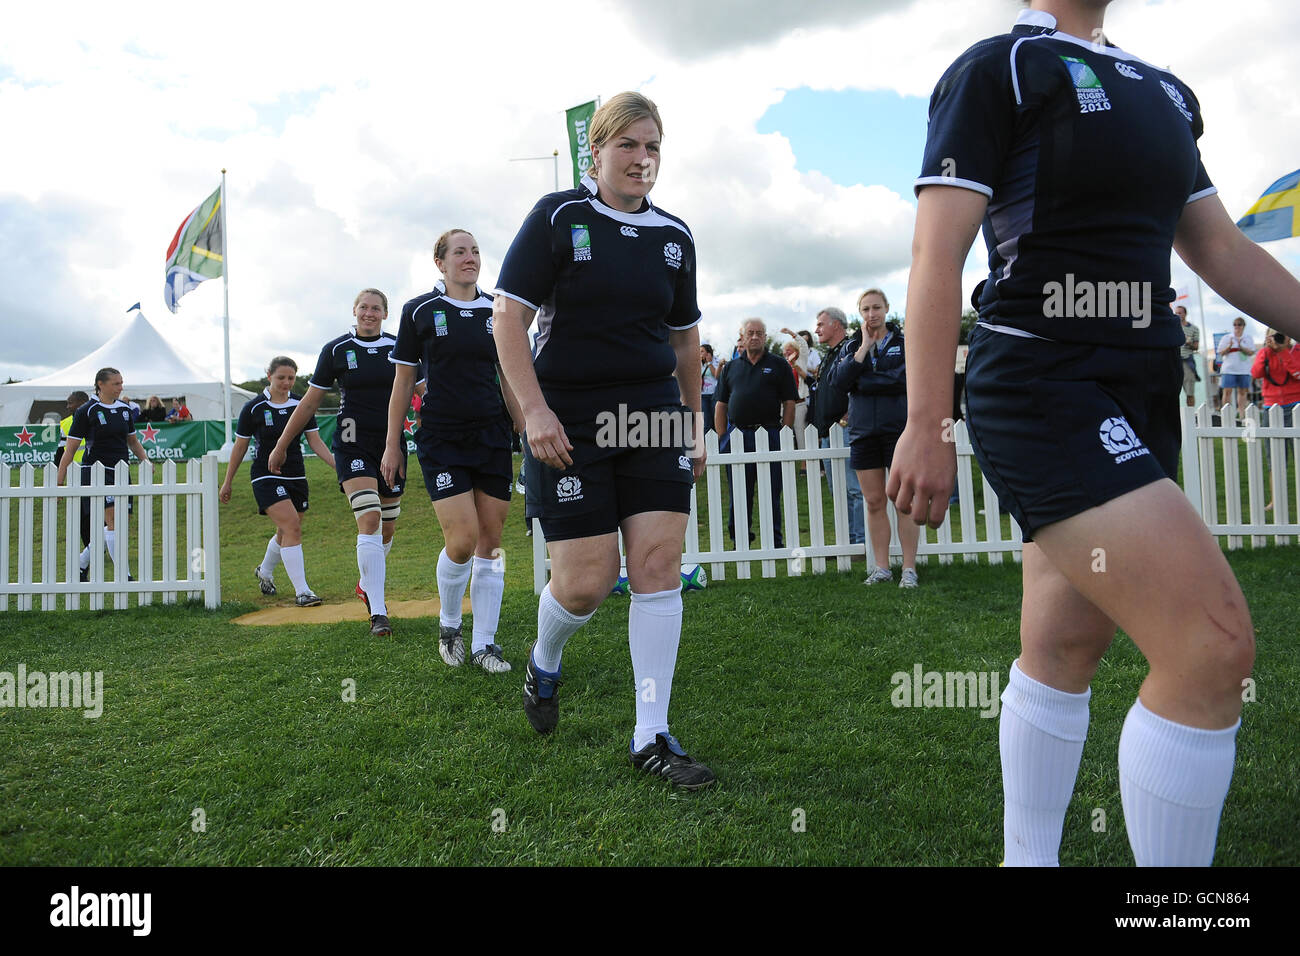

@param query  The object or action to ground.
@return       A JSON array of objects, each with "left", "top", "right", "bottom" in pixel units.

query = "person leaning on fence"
[
  {"left": 830, "top": 289, "right": 919, "bottom": 588},
  {"left": 888, "top": 0, "right": 1300, "bottom": 866},
  {"left": 1176, "top": 306, "right": 1200, "bottom": 407},
  {"left": 140, "top": 395, "right": 168, "bottom": 423},
  {"left": 713, "top": 317, "right": 797, "bottom": 550},
  {"left": 221, "top": 355, "right": 334, "bottom": 607},
  {"left": 56, "top": 368, "right": 150, "bottom": 582},
  {"left": 1251, "top": 329, "right": 1300, "bottom": 511},
  {"left": 812, "top": 306, "right": 865, "bottom": 547}
]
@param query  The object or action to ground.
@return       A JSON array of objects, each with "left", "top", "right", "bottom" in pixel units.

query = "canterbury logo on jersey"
[
  {"left": 460, "top": 310, "right": 474, "bottom": 317},
  {"left": 620, "top": 226, "right": 638, "bottom": 237},
  {"left": 1113, "top": 61, "right": 1143, "bottom": 80}
]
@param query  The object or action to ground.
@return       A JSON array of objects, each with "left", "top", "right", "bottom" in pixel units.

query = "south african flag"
[{"left": 164, "top": 185, "right": 223, "bottom": 312}]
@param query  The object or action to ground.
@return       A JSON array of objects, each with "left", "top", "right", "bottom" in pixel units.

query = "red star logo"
[
  {"left": 15, "top": 426, "right": 34, "bottom": 446},
  {"left": 403, "top": 416, "right": 416, "bottom": 436},
  {"left": 140, "top": 424, "right": 160, "bottom": 443}
]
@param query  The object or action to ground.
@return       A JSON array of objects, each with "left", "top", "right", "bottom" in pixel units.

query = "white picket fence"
[
  {"left": 530, "top": 405, "right": 1300, "bottom": 593},
  {"left": 1, "top": 456, "right": 222, "bottom": 611}
]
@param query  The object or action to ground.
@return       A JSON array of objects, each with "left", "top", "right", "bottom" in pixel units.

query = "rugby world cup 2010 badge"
[
  {"left": 571, "top": 225, "right": 592, "bottom": 262},
  {"left": 1061, "top": 55, "right": 1111, "bottom": 113},
  {"left": 346, "top": 349, "right": 358, "bottom": 369},
  {"left": 556, "top": 475, "right": 583, "bottom": 503},
  {"left": 434, "top": 311, "right": 448, "bottom": 337},
  {"left": 664, "top": 242, "right": 683, "bottom": 269}
]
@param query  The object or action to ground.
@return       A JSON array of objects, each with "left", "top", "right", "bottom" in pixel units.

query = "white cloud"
[{"left": 1, "top": 0, "right": 1297, "bottom": 385}]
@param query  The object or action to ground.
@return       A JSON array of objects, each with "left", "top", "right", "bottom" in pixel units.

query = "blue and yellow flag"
[{"left": 1236, "top": 169, "right": 1300, "bottom": 242}]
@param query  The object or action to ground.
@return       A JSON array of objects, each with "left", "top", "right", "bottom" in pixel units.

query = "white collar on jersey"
[
  {"left": 1015, "top": 9, "right": 1057, "bottom": 30},
  {"left": 260, "top": 387, "right": 296, "bottom": 409},
  {"left": 432, "top": 279, "right": 491, "bottom": 308},
  {"left": 574, "top": 171, "right": 693, "bottom": 236}
]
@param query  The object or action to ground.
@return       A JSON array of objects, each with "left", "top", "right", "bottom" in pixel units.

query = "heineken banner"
[
  {"left": 566, "top": 100, "right": 597, "bottom": 187},
  {"left": 1, "top": 418, "right": 416, "bottom": 467},
  {"left": 1, "top": 421, "right": 219, "bottom": 467}
]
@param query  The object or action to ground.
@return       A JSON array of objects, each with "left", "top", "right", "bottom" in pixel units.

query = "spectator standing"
[
  {"left": 831, "top": 289, "right": 919, "bottom": 587},
  {"left": 812, "top": 306, "right": 865, "bottom": 548},
  {"left": 1177, "top": 306, "right": 1200, "bottom": 407},
  {"left": 1217, "top": 317, "right": 1256, "bottom": 421},
  {"left": 140, "top": 395, "right": 168, "bottom": 423},
  {"left": 778, "top": 328, "right": 811, "bottom": 449},
  {"left": 700, "top": 344, "right": 720, "bottom": 432},
  {"left": 713, "top": 317, "right": 797, "bottom": 548}
]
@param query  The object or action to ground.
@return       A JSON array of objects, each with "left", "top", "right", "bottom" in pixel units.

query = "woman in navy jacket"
[{"left": 831, "top": 288, "right": 919, "bottom": 587}]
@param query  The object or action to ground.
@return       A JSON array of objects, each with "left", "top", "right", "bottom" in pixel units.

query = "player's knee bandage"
[
  {"left": 349, "top": 489, "right": 382, "bottom": 519},
  {"left": 381, "top": 502, "right": 401, "bottom": 522}
]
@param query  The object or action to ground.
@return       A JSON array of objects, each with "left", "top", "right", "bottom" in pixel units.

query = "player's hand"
[
  {"left": 380, "top": 445, "right": 406, "bottom": 488},
  {"left": 267, "top": 446, "right": 286, "bottom": 475},
  {"left": 526, "top": 406, "right": 573, "bottom": 469},
  {"left": 887, "top": 419, "right": 957, "bottom": 529},
  {"left": 219, "top": 483, "right": 232, "bottom": 503}
]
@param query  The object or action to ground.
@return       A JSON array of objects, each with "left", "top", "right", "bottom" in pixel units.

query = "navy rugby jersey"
[
  {"left": 235, "top": 390, "right": 319, "bottom": 481},
  {"left": 495, "top": 174, "right": 701, "bottom": 422},
  {"left": 310, "top": 331, "right": 401, "bottom": 441},
  {"left": 392, "top": 281, "right": 504, "bottom": 431},
  {"left": 68, "top": 399, "right": 136, "bottom": 467},
  {"left": 915, "top": 8, "right": 1214, "bottom": 347}
]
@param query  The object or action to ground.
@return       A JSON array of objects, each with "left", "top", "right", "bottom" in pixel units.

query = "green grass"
[{"left": 1, "top": 458, "right": 1297, "bottom": 865}]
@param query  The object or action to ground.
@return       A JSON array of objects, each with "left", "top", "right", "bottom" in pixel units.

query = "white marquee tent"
[{"left": 0, "top": 308, "right": 254, "bottom": 425}]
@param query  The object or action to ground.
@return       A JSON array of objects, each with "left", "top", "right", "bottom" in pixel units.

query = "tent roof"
[{"left": 19, "top": 309, "right": 225, "bottom": 387}]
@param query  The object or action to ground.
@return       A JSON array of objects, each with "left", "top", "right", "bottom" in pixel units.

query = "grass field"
[{"left": 2, "top": 457, "right": 1297, "bottom": 866}]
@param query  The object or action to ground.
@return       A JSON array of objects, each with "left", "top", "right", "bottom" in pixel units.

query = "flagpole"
[{"left": 220, "top": 168, "right": 232, "bottom": 451}]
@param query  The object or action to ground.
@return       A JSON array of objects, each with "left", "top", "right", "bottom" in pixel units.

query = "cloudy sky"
[{"left": 3, "top": 0, "right": 1299, "bottom": 386}]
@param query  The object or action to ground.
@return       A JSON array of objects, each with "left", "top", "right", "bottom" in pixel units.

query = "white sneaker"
[
  {"left": 439, "top": 625, "right": 465, "bottom": 667},
  {"left": 863, "top": 567, "right": 893, "bottom": 585},
  {"left": 899, "top": 568, "right": 919, "bottom": 589},
  {"left": 472, "top": 644, "right": 512, "bottom": 673}
]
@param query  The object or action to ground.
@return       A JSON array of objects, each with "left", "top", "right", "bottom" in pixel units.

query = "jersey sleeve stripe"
[
  {"left": 1186, "top": 186, "right": 1218, "bottom": 204},
  {"left": 666, "top": 316, "right": 703, "bottom": 331},
  {"left": 308, "top": 380, "right": 329, "bottom": 390},
  {"left": 914, "top": 175, "right": 994, "bottom": 198},
  {"left": 389, "top": 356, "right": 419, "bottom": 366},
  {"left": 494, "top": 289, "right": 540, "bottom": 311},
  {"left": 234, "top": 430, "right": 253, "bottom": 439}
]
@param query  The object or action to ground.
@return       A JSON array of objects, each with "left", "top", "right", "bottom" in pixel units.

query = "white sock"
[
  {"left": 79, "top": 545, "right": 91, "bottom": 571},
  {"left": 629, "top": 588, "right": 683, "bottom": 752},
  {"left": 437, "top": 549, "right": 472, "bottom": 628},
  {"left": 281, "top": 544, "right": 309, "bottom": 595},
  {"left": 469, "top": 555, "right": 505, "bottom": 654},
  {"left": 1000, "top": 659, "right": 1091, "bottom": 867},
  {"left": 1119, "top": 697, "right": 1239, "bottom": 866},
  {"left": 534, "top": 583, "right": 593, "bottom": 673},
  {"left": 104, "top": 529, "right": 120, "bottom": 569},
  {"left": 261, "top": 536, "right": 282, "bottom": 578},
  {"left": 383, "top": 538, "right": 393, "bottom": 557},
  {"left": 356, "top": 533, "right": 387, "bottom": 616}
]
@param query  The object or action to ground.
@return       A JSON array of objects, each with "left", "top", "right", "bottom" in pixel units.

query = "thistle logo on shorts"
[
  {"left": 1099, "top": 416, "right": 1151, "bottom": 464},
  {"left": 346, "top": 349, "right": 358, "bottom": 369},
  {"left": 677, "top": 455, "right": 691, "bottom": 471},
  {"left": 664, "top": 242, "right": 683, "bottom": 269},
  {"left": 434, "top": 311, "right": 448, "bottom": 337},
  {"left": 1061, "top": 55, "right": 1111, "bottom": 112},
  {"left": 1113, "top": 61, "right": 1143, "bottom": 81},
  {"left": 572, "top": 225, "right": 591, "bottom": 262},
  {"left": 276, "top": 485, "right": 286, "bottom": 496},
  {"left": 436, "top": 472, "right": 453, "bottom": 491},
  {"left": 1160, "top": 80, "right": 1194, "bottom": 122},
  {"left": 350, "top": 458, "right": 365, "bottom": 472},
  {"left": 556, "top": 475, "right": 583, "bottom": 502}
]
